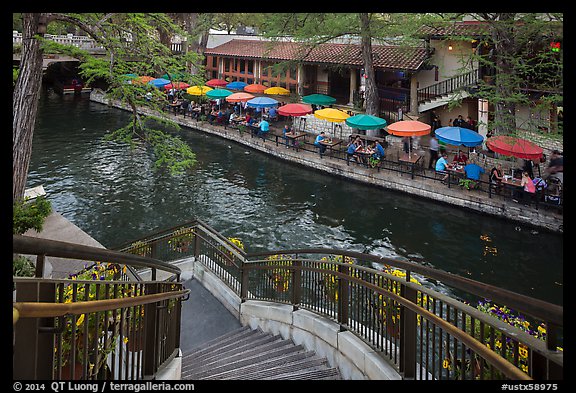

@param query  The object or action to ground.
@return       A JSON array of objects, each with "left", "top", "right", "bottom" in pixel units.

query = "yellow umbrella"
[
  {"left": 314, "top": 108, "right": 350, "bottom": 122},
  {"left": 186, "top": 85, "right": 213, "bottom": 96},
  {"left": 264, "top": 86, "right": 291, "bottom": 96},
  {"left": 314, "top": 108, "right": 350, "bottom": 139}
]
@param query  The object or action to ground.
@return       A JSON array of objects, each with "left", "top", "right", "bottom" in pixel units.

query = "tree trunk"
[
  {"left": 490, "top": 13, "right": 518, "bottom": 135},
  {"left": 359, "top": 13, "right": 379, "bottom": 116},
  {"left": 13, "top": 13, "right": 46, "bottom": 202}
]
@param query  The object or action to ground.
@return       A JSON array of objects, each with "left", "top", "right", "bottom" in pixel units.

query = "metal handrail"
[
  {"left": 246, "top": 248, "right": 562, "bottom": 326},
  {"left": 13, "top": 289, "right": 190, "bottom": 318},
  {"left": 14, "top": 234, "right": 181, "bottom": 277}
]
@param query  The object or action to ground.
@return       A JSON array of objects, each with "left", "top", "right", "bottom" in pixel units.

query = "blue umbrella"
[
  {"left": 246, "top": 96, "right": 279, "bottom": 108},
  {"left": 434, "top": 126, "right": 484, "bottom": 147},
  {"left": 148, "top": 78, "right": 171, "bottom": 88},
  {"left": 226, "top": 81, "right": 248, "bottom": 90}
]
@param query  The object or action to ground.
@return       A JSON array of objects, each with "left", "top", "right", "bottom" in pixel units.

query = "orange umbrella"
[
  {"left": 387, "top": 120, "right": 431, "bottom": 157},
  {"left": 386, "top": 120, "right": 431, "bottom": 137},
  {"left": 244, "top": 83, "right": 267, "bottom": 94},
  {"left": 133, "top": 75, "right": 154, "bottom": 85},
  {"left": 225, "top": 92, "right": 255, "bottom": 103}
]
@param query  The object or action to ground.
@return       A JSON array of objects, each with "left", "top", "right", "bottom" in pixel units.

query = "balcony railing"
[{"left": 417, "top": 69, "right": 481, "bottom": 104}]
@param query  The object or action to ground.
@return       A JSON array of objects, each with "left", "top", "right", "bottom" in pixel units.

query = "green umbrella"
[
  {"left": 302, "top": 94, "right": 337, "bottom": 106},
  {"left": 206, "top": 88, "right": 233, "bottom": 109},
  {"left": 206, "top": 89, "right": 233, "bottom": 99},
  {"left": 161, "top": 71, "right": 188, "bottom": 81},
  {"left": 345, "top": 114, "right": 387, "bottom": 130}
]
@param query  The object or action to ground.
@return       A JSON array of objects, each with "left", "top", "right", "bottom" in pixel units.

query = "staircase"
[{"left": 181, "top": 326, "right": 341, "bottom": 380}]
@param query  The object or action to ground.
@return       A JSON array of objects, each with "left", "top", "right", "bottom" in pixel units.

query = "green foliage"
[
  {"left": 13, "top": 196, "right": 52, "bottom": 235},
  {"left": 13, "top": 255, "right": 36, "bottom": 277}
]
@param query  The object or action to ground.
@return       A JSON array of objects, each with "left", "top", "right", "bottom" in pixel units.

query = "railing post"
[
  {"left": 240, "top": 260, "right": 249, "bottom": 303},
  {"left": 400, "top": 272, "right": 417, "bottom": 380},
  {"left": 291, "top": 259, "right": 301, "bottom": 311},
  {"left": 337, "top": 261, "right": 349, "bottom": 326},
  {"left": 13, "top": 280, "right": 56, "bottom": 379},
  {"left": 143, "top": 283, "right": 159, "bottom": 379}
]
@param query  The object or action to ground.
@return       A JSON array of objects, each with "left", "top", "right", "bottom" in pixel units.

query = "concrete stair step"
[
  {"left": 183, "top": 329, "right": 278, "bottom": 368},
  {"left": 223, "top": 355, "right": 331, "bottom": 380},
  {"left": 181, "top": 326, "right": 254, "bottom": 359},
  {"left": 182, "top": 339, "right": 302, "bottom": 379},
  {"left": 181, "top": 326, "right": 341, "bottom": 380},
  {"left": 202, "top": 351, "right": 317, "bottom": 380}
]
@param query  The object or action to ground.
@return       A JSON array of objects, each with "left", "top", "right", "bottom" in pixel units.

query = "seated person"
[
  {"left": 489, "top": 163, "right": 504, "bottom": 194},
  {"left": 372, "top": 140, "right": 386, "bottom": 160},
  {"left": 435, "top": 152, "right": 450, "bottom": 182},
  {"left": 268, "top": 107, "right": 278, "bottom": 121},
  {"left": 229, "top": 111, "right": 239, "bottom": 124},
  {"left": 180, "top": 99, "right": 191, "bottom": 116},
  {"left": 314, "top": 131, "right": 328, "bottom": 156},
  {"left": 453, "top": 149, "right": 468, "bottom": 165},
  {"left": 282, "top": 124, "right": 294, "bottom": 147},
  {"left": 346, "top": 140, "right": 360, "bottom": 163},
  {"left": 463, "top": 159, "right": 485, "bottom": 187},
  {"left": 257, "top": 119, "right": 270, "bottom": 140},
  {"left": 208, "top": 107, "right": 218, "bottom": 124}
]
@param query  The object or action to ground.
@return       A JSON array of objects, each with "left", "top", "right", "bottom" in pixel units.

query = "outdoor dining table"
[
  {"left": 277, "top": 131, "right": 307, "bottom": 151},
  {"left": 354, "top": 146, "right": 375, "bottom": 167},
  {"left": 446, "top": 163, "right": 466, "bottom": 185},
  {"left": 398, "top": 153, "right": 423, "bottom": 179},
  {"left": 319, "top": 137, "right": 343, "bottom": 158},
  {"left": 501, "top": 175, "right": 523, "bottom": 199}
]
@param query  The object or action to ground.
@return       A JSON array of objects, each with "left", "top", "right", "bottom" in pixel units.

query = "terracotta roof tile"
[
  {"left": 205, "top": 39, "right": 429, "bottom": 71},
  {"left": 417, "top": 21, "right": 490, "bottom": 38}
]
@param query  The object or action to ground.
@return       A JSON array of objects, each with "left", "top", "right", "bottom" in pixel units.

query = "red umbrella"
[
  {"left": 278, "top": 103, "right": 313, "bottom": 132},
  {"left": 163, "top": 82, "right": 190, "bottom": 90},
  {"left": 386, "top": 120, "right": 431, "bottom": 137},
  {"left": 205, "top": 79, "right": 228, "bottom": 88},
  {"left": 277, "top": 103, "right": 313, "bottom": 117},
  {"left": 244, "top": 83, "right": 267, "bottom": 94},
  {"left": 486, "top": 135, "right": 543, "bottom": 160}
]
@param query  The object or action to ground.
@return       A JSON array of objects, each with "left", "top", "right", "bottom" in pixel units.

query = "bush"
[
  {"left": 13, "top": 255, "right": 35, "bottom": 277},
  {"left": 13, "top": 196, "right": 52, "bottom": 235}
]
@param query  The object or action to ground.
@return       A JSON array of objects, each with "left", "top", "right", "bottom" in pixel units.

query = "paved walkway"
[{"left": 23, "top": 211, "right": 106, "bottom": 278}]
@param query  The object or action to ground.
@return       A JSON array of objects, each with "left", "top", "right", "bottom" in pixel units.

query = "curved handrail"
[
  {"left": 13, "top": 234, "right": 181, "bottom": 277},
  {"left": 13, "top": 289, "right": 190, "bottom": 318},
  {"left": 246, "top": 248, "right": 563, "bottom": 326}
]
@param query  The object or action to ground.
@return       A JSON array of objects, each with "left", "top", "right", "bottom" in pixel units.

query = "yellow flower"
[
  {"left": 76, "top": 314, "right": 85, "bottom": 326},
  {"left": 123, "top": 337, "right": 129, "bottom": 344},
  {"left": 519, "top": 346, "right": 528, "bottom": 359}
]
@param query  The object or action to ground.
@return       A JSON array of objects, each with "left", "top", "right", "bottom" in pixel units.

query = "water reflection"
[{"left": 27, "top": 90, "right": 563, "bottom": 306}]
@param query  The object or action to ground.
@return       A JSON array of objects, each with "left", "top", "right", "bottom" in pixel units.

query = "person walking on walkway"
[{"left": 428, "top": 133, "right": 439, "bottom": 169}]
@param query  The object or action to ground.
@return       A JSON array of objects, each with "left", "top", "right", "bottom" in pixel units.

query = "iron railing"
[
  {"left": 116, "top": 220, "right": 562, "bottom": 380},
  {"left": 12, "top": 235, "right": 189, "bottom": 380},
  {"left": 417, "top": 69, "right": 481, "bottom": 104}
]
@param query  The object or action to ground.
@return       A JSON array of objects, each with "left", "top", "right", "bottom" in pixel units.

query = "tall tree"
[{"left": 13, "top": 13, "right": 47, "bottom": 201}]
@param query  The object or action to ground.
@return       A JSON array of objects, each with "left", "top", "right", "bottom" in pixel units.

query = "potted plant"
[
  {"left": 57, "top": 262, "right": 128, "bottom": 379},
  {"left": 266, "top": 254, "right": 292, "bottom": 293},
  {"left": 318, "top": 254, "right": 356, "bottom": 302},
  {"left": 128, "top": 240, "right": 152, "bottom": 258},
  {"left": 168, "top": 227, "right": 194, "bottom": 253}
]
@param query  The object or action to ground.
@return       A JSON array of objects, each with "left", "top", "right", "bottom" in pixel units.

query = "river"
[{"left": 26, "top": 89, "right": 563, "bottom": 306}]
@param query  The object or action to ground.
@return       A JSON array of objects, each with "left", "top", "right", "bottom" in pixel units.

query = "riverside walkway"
[{"left": 90, "top": 90, "right": 562, "bottom": 234}]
